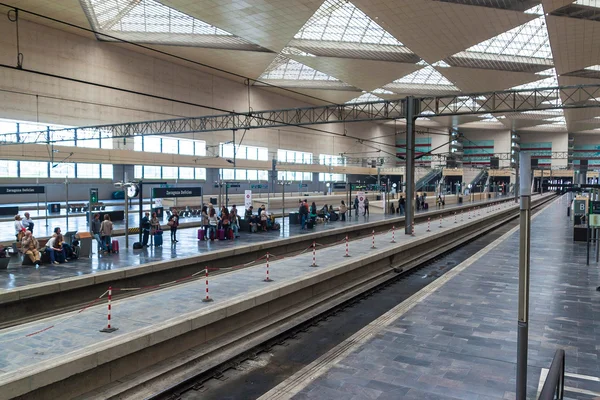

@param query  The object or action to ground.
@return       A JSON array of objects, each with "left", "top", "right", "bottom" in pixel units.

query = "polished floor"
[
  {"left": 0, "top": 196, "right": 510, "bottom": 291},
  {"left": 267, "top": 196, "right": 599, "bottom": 400}
]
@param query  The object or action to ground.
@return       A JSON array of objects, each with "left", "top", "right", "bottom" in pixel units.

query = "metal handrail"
[{"left": 538, "top": 349, "right": 565, "bottom": 400}]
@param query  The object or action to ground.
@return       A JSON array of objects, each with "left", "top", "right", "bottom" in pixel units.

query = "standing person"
[
  {"left": 208, "top": 208, "right": 218, "bottom": 240},
  {"left": 21, "top": 231, "right": 41, "bottom": 267},
  {"left": 168, "top": 209, "right": 179, "bottom": 243},
  {"left": 221, "top": 206, "right": 231, "bottom": 237},
  {"left": 150, "top": 212, "right": 162, "bottom": 247},
  {"left": 364, "top": 197, "right": 370, "bottom": 216},
  {"left": 22, "top": 212, "right": 34, "bottom": 233},
  {"left": 230, "top": 208, "right": 240, "bottom": 238},
  {"left": 339, "top": 200, "right": 347, "bottom": 221},
  {"left": 14, "top": 215, "right": 24, "bottom": 242},
  {"left": 354, "top": 196, "right": 359, "bottom": 214},
  {"left": 46, "top": 234, "right": 68, "bottom": 264},
  {"left": 141, "top": 211, "right": 151, "bottom": 247},
  {"left": 299, "top": 200, "right": 308, "bottom": 230},
  {"left": 398, "top": 196, "right": 405, "bottom": 215},
  {"left": 91, "top": 213, "right": 106, "bottom": 253},
  {"left": 100, "top": 214, "right": 113, "bottom": 253},
  {"left": 201, "top": 206, "right": 210, "bottom": 239},
  {"left": 416, "top": 194, "right": 421, "bottom": 211}
]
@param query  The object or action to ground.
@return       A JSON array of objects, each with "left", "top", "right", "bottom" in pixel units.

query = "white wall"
[
  {"left": 520, "top": 132, "right": 568, "bottom": 168},
  {"left": 460, "top": 128, "right": 511, "bottom": 168}
]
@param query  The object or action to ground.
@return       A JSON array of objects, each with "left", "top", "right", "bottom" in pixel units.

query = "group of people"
[
  {"left": 201, "top": 204, "right": 241, "bottom": 240},
  {"left": 245, "top": 204, "right": 274, "bottom": 233},
  {"left": 351, "top": 196, "right": 370, "bottom": 216},
  {"left": 13, "top": 212, "right": 35, "bottom": 242},
  {"left": 298, "top": 200, "right": 348, "bottom": 229},
  {"left": 19, "top": 226, "right": 74, "bottom": 267},
  {"left": 91, "top": 213, "right": 115, "bottom": 253}
]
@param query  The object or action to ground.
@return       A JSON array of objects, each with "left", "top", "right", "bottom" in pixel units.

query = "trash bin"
[
  {"left": 152, "top": 206, "right": 164, "bottom": 220},
  {"left": 47, "top": 203, "right": 60, "bottom": 213},
  {"left": 77, "top": 232, "right": 93, "bottom": 258},
  {"left": 288, "top": 212, "right": 299, "bottom": 224},
  {"left": 458, "top": 197, "right": 463, "bottom": 204}
]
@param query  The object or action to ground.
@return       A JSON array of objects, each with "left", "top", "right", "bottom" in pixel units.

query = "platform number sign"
[
  {"left": 574, "top": 200, "right": 587, "bottom": 215},
  {"left": 90, "top": 188, "right": 99, "bottom": 204}
]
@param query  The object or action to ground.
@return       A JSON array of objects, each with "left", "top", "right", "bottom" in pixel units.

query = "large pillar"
[
  {"left": 516, "top": 152, "right": 532, "bottom": 400},
  {"left": 405, "top": 97, "right": 416, "bottom": 234}
]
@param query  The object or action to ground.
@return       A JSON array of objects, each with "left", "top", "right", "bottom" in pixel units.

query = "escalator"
[
  {"left": 469, "top": 169, "right": 488, "bottom": 193},
  {"left": 416, "top": 168, "right": 443, "bottom": 192}
]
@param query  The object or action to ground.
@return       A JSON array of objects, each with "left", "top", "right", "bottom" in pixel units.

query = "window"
[
  {"left": 195, "top": 168, "right": 206, "bottom": 180},
  {"left": 179, "top": 167, "right": 194, "bottom": 179},
  {"left": 162, "top": 166, "right": 178, "bottom": 179},
  {"left": 50, "top": 130, "right": 75, "bottom": 147},
  {"left": 179, "top": 139, "right": 195, "bottom": 156},
  {"left": 50, "top": 163, "right": 75, "bottom": 178},
  {"left": 221, "top": 168, "right": 235, "bottom": 180},
  {"left": 194, "top": 141, "right": 206, "bottom": 156},
  {"left": 144, "top": 165, "right": 162, "bottom": 179},
  {"left": 277, "top": 149, "right": 313, "bottom": 164},
  {"left": 144, "top": 136, "right": 161, "bottom": 152},
  {"left": 220, "top": 143, "right": 268, "bottom": 161},
  {"left": 76, "top": 163, "right": 101, "bottom": 178},
  {"left": 20, "top": 161, "right": 48, "bottom": 178},
  {"left": 0, "top": 160, "right": 18, "bottom": 177},
  {"left": 101, "top": 164, "right": 113, "bottom": 179},
  {"left": 319, "top": 173, "right": 346, "bottom": 181},
  {"left": 219, "top": 168, "right": 267, "bottom": 181},
  {"left": 134, "top": 165, "right": 143, "bottom": 179},
  {"left": 319, "top": 154, "right": 346, "bottom": 166},
  {"left": 77, "top": 129, "right": 101, "bottom": 148},
  {"left": 162, "top": 137, "right": 178, "bottom": 154},
  {"left": 134, "top": 136, "right": 143, "bottom": 151},
  {"left": 277, "top": 171, "right": 312, "bottom": 181}
]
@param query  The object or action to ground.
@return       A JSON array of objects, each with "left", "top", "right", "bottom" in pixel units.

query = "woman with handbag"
[
  {"left": 150, "top": 212, "right": 162, "bottom": 247},
  {"left": 100, "top": 214, "right": 114, "bottom": 253},
  {"left": 168, "top": 209, "right": 179, "bottom": 243},
  {"left": 221, "top": 207, "right": 231, "bottom": 239}
]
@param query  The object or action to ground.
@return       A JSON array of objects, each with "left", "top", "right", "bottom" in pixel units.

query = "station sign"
[
  {"left": 590, "top": 201, "right": 600, "bottom": 214},
  {"left": 574, "top": 199, "right": 587, "bottom": 215},
  {"left": 298, "top": 183, "right": 308, "bottom": 188},
  {"left": 0, "top": 186, "right": 45, "bottom": 195},
  {"left": 251, "top": 184, "right": 268, "bottom": 189},
  {"left": 152, "top": 187, "right": 202, "bottom": 198}
]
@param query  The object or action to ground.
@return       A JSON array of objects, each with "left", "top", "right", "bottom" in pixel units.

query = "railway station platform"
[
  {"left": 261, "top": 195, "right": 600, "bottom": 400},
  {"left": 0, "top": 195, "right": 511, "bottom": 290},
  {"left": 0, "top": 194, "right": 554, "bottom": 400}
]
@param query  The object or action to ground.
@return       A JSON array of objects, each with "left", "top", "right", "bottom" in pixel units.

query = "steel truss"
[{"left": 1, "top": 84, "right": 600, "bottom": 146}]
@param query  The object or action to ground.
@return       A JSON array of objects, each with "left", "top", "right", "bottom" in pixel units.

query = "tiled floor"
[
  {"left": 0, "top": 198, "right": 518, "bottom": 377},
  {"left": 279, "top": 196, "right": 599, "bottom": 400},
  {"left": 0, "top": 196, "right": 511, "bottom": 291}
]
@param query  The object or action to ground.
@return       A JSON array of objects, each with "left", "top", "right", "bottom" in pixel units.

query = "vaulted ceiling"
[{"left": 6, "top": 0, "right": 600, "bottom": 135}]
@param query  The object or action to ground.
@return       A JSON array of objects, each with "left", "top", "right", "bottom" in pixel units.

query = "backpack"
[{"left": 133, "top": 242, "right": 143, "bottom": 249}]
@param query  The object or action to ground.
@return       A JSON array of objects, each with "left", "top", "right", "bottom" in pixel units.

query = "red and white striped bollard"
[
  {"left": 411, "top": 221, "right": 415, "bottom": 236},
  {"left": 427, "top": 217, "right": 431, "bottom": 232},
  {"left": 439, "top": 214, "right": 443, "bottom": 228},
  {"left": 454, "top": 212, "right": 457, "bottom": 224},
  {"left": 311, "top": 241, "right": 318, "bottom": 267},
  {"left": 344, "top": 235, "right": 350, "bottom": 257},
  {"left": 371, "top": 230, "right": 376, "bottom": 249},
  {"left": 391, "top": 226, "right": 396, "bottom": 243},
  {"left": 100, "top": 286, "right": 118, "bottom": 333},
  {"left": 264, "top": 252, "right": 273, "bottom": 282},
  {"left": 202, "top": 268, "right": 213, "bottom": 302}
]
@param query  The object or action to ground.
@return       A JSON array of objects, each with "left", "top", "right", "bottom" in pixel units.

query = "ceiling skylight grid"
[
  {"left": 466, "top": 7, "right": 552, "bottom": 59},
  {"left": 346, "top": 93, "right": 384, "bottom": 103},
  {"left": 395, "top": 66, "right": 455, "bottom": 86},
  {"left": 295, "top": 0, "right": 403, "bottom": 46},
  {"left": 260, "top": 56, "right": 340, "bottom": 81},
  {"left": 80, "top": 0, "right": 258, "bottom": 48}
]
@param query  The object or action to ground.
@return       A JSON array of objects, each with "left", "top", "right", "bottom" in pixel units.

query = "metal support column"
[
  {"left": 138, "top": 180, "right": 143, "bottom": 244},
  {"left": 405, "top": 96, "right": 416, "bottom": 234},
  {"left": 516, "top": 152, "right": 532, "bottom": 400},
  {"left": 124, "top": 186, "right": 129, "bottom": 249},
  {"left": 65, "top": 177, "right": 69, "bottom": 231},
  {"left": 515, "top": 158, "right": 519, "bottom": 203}
]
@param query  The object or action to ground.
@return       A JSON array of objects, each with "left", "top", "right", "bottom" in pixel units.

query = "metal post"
[
  {"left": 138, "top": 180, "right": 143, "bottom": 244},
  {"left": 124, "top": 185, "right": 129, "bottom": 249},
  {"left": 516, "top": 152, "right": 531, "bottom": 400},
  {"left": 515, "top": 157, "right": 519, "bottom": 204},
  {"left": 65, "top": 177, "right": 69, "bottom": 231},
  {"left": 405, "top": 96, "right": 416, "bottom": 235},
  {"left": 45, "top": 188, "right": 49, "bottom": 227},
  {"left": 282, "top": 181, "right": 285, "bottom": 226},
  {"left": 348, "top": 180, "right": 352, "bottom": 218}
]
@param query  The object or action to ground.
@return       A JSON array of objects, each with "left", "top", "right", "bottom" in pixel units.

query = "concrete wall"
[
  {"left": 461, "top": 128, "right": 511, "bottom": 168},
  {"left": 520, "top": 131, "right": 568, "bottom": 168}
]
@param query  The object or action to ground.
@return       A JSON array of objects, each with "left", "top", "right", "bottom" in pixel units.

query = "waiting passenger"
[
  {"left": 201, "top": 206, "right": 210, "bottom": 238},
  {"left": 141, "top": 211, "right": 151, "bottom": 247},
  {"left": 230, "top": 207, "right": 240, "bottom": 238},
  {"left": 354, "top": 196, "right": 359, "bottom": 213},
  {"left": 310, "top": 202, "right": 317, "bottom": 222},
  {"left": 100, "top": 215, "right": 113, "bottom": 253},
  {"left": 245, "top": 206, "right": 254, "bottom": 220},
  {"left": 208, "top": 208, "right": 218, "bottom": 240},
  {"left": 150, "top": 212, "right": 161, "bottom": 246},
  {"left": 221, "top": 207, "right": 231, "bottom": 237},
  {"left": 52, "top": 227, "right": 73, "bottom": 259},
  {"left": 14, "top": 214, "right": 24, "bottom": 242},
  {"left": 398, "top": 196, "right": 405, "bottom": 215},
  {"left": 339, "top": 200, "right": 347, "bottom": 221},
  {"left": 168, "top": 209, "right": 179, "bottom": 243},
  {"left": 299, "top": 201, "right": 308, "bottom": 230},
  {"left": 364, "top": 197, "right": 370, "bottom": 216},
  {"left": 91, "top": 213, "right": 106, "bottom": 253},
  {"left": 46, "top": 234, "right": 68, "bottom": 265},
  {"left": 260, "top": 209, "right": 268, "bottom": 231},
  {"left": 21, "top": 231, "right": 41, "bottom": 267},
  {"left": 22, "top": 212, "right": 34, "bottom": 234}
]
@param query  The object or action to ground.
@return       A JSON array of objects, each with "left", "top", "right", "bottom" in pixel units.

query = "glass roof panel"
[
  {"left": 295, "top": 0, "right": 403, "bottom": 46},
  {"left": 512, "top": 68, "right": 558, "bottom": 90},
  {"left": 585, "top": 65, "right": 600, "bottom": 71},
  {"left": 260, "top": 56, "right": 340, "bottom": 81},
  {"left": 80, "top": 0, "right": 256, "bottom": 47},
  {"left": 394, "top": 65, "right": 455, "bottom": 86},
  {"left": 464, "top": 5, "right": 552, "bottom": 59}
]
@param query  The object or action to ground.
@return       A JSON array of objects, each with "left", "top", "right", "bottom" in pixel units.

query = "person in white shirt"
[
  {"left": 22, "top": 212, "right": 34, "bottom": 233},
  {"left": 14, "top": 215, "right": 24, "bottom": 242}
]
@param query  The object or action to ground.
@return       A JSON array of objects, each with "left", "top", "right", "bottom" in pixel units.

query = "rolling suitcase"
[
  {"left": 217, "top": 229, "right": 225, "bottom": 240},
  {"left": 307, "top": 221, "right": 314, "bottom": 229},
  {"left": 154, "top": 231, "right": 163, "bottom": 247},
  {"left": 228, "top": 230, "right": 234, "bottom": 240},
  {"left": 111, "top": 239, "right": 119, "bottom": 253},
  {"left": 198, "top": 229, "right": 205, "bottom": 241}
]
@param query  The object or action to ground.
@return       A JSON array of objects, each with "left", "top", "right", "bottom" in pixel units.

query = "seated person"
[
  {"left": 46, "top": 234, "right": 68, "bottom": 265},
  {"left": 249, "top": 214, "right": 261, "bottom": 233},
  {"left": 21, "top": 231, "right": 41, "bottom": 267},
  {"left": 244, "top": 206, "right": 254, "bottom": 220},
  {"left": 52, "top": 227, "right": 73, "bottom": 260},
  {"left": 320, "top": 204, "right": 330, "bottom": 222}
]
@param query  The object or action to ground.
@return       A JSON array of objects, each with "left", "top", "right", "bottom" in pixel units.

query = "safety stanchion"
[
  {"left": 202, "top": 268, "right": 213, "bottom": 302},
  {"left": 371, "top": 230, "right": 376, "bottom": 249},
  {"left": 100, "top": 286, "right": 118, "bottom": 333},
  {"left": 439, "top": 214, "right": 443, "bottom": 228},
  {"left": 264, "top": 252, "right": 273, "bottom": 282},
  {"left": 454, "top": 212, "right": 457, "bottom": 224},
  {"left": 468, "top": 208, "right": 472, "bottom": 219},
  {"left": 391, "top": 226, "right": 396, "bottom": 243},
  {"left": 427, "top": 217, "right": 431, "bottom": 232},
  {"left": 411, "top": 221, "right": 415, "bottom": 237},
  {"left": 344, "top": 235, "right": 350, "bottom": 257},
  {"left": 311, "top": 241, "right": 318, "bottom": 267}
]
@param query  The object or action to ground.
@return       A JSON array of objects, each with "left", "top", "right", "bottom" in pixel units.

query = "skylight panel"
[
  {"left": 372, "top": 88, "right": 394, "bottom": 94},
  {"left": 585, "top": 65, "right": 600, "bottom": 71},
  {"left": 395, "top": 66, "right": 455, "bottom": 86},
  {"left": 512, "top": 72, "right": 558, "bottom": 90},
  {"left": 464, "top": 10, "right": 552, "bottom": 59},
  {"left": 295, "top": 0, "right": 403, "bottom": 46},
  {"left": 346, "top": 93, "right": 384, "bottom": 103},
  {"left": 575, "top": 0, "right": 600, "bottom": 8},
  {"left": 260, "top": 57, "right": 339, "bottom": 81}
]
